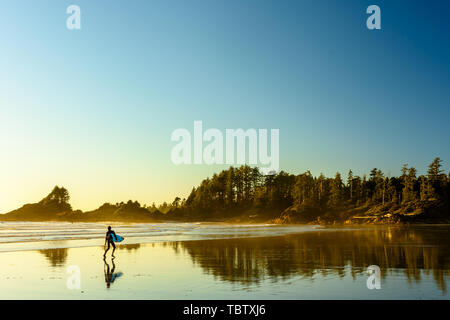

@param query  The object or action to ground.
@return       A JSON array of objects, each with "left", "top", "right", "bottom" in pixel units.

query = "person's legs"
[
  {"left": 111, "top": 241, "right": 116, "bottom": 257},
  {"left": 104, "top": 242, "right": 111, "bottom": 257}
]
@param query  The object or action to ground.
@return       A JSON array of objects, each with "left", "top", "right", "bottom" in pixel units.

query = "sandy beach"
[{"left": 0, "top": 222, "right": 449, "bottom": 299}]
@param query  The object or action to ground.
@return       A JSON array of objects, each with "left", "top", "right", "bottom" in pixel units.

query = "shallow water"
[
  {"left": 0, "top": 223, "right": 449, "bottom": 299},
  {"left": 0, "top": 221, "right": 322, "bottom": 251}
]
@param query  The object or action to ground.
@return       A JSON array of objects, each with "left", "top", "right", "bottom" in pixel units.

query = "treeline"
[
  {"left": 1, "top": 158, "right": 449, "bottom": 223},
  {"left": 164, "top": 157, "right": 450, "bottom": 223}
]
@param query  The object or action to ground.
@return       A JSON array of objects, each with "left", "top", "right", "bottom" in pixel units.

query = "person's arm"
[{"left": 104, "top": 232, "right": 108, "bottom": 245}]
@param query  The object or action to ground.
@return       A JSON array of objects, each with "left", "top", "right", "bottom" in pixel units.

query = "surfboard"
[
  {"left": 111, "top": 272, "right": 123, "bottom": 282},
  {"left": 111, "top": 234, "right": 124, "bottom": 242}
]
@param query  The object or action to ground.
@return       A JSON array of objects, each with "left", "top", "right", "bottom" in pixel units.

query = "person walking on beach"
[{"left": 104, "top": 226, "right": 117, "bottom": 257}]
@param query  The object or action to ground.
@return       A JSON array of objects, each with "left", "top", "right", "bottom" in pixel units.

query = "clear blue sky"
[{"left": 0, "top": 0, "right": 449, "bottom": 212}]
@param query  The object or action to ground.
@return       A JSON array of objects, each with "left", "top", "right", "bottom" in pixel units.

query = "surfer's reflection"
[{"left": 103, "top": 257, "right": 123, "bottom": 289}]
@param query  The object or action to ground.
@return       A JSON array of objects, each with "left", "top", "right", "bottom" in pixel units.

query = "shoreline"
[
  {"left": 2, "top": 216, "right": 450, "bottom": 225},
  {"left": 0, "top": 222, "right": 325, "bottom": 253},
  {"left": 1, "top": 221, "right": 449, "bottom": 254}
]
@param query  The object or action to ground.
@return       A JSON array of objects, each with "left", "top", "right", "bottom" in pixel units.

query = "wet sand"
[{"left": 0, "top": 224, "right": 449, "bottom": 299}]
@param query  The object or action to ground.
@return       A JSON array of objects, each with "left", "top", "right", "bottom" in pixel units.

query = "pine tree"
[
  {"left": 428, "top": 157, "right": 443, "bottom": 181},
  {"left": 329, "top": 172, "right": 343, "bottom": 207},
  {"left": 427, "top": 157, "right": 443, "bottom": 199},
  {"left": 347, "top": 169, "right": 354, "bottom": 202}
]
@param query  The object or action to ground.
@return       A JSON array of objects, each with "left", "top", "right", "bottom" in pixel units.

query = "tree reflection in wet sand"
[
  {"left": 39, "top": 248, "right": 68, "bottom": 267},
  {"left": 169, "top": 226, "right": 450, "bottom": 293}
]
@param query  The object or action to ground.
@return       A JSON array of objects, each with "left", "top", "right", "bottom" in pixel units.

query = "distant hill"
[
  {"left": 82, "top": 201, "right": 165, "bottom": 222},
  {"left": 0, "top": 186, "right": 163, "bottom": 222},
  {"left": 1, "top": 186, "right": 73, "bottom": 221}
]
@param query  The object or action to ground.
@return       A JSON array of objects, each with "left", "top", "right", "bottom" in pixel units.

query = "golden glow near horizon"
[
  {"left": 0, "top": 144, "right": 231, "bottom": 213},
  {"left": 0, "top": 168, "right": 199, "bottom": 213}
]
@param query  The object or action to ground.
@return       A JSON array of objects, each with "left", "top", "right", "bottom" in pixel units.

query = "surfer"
[{"left": 104, "top": 226, "right": 117, "bottom": 257}]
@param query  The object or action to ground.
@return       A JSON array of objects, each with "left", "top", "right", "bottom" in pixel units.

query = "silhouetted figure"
[{"left": 104, "top": 226, "right": 117, "bottom": 257}]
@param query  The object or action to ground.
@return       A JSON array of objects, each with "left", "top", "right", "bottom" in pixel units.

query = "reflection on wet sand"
[
  {"left": 169, "top": 226, "right": 450, "bottom": 293},
  {"left": 103, "top": 258, "right": 123, "bottom": 288},
  {"left": 39, "top": 248, "right": 68, "bottom": 267},
  {"left": 38, "top": 243, "right": 141, "bottom": 268},
  {"left": 117, "top": 243, "right": 141, "bottom": 252},
  {"left": 35, "top": 226, "right": 450, "bottom": 295}
]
